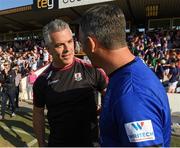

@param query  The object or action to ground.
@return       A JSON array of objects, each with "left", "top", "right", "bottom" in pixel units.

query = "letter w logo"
[{"left": 131, "top": 122, "right": 144, "bottom": 130}]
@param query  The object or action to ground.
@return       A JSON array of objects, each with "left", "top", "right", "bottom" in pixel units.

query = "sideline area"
[
  {"left": 0, "top": 99, "right": 180, "bottom": 147},
  {"left": 0, "top": 101, "right": 49, "bottom": 147},
  {"left": 1, "top": 75, "right": 180, "bottom": 147}
]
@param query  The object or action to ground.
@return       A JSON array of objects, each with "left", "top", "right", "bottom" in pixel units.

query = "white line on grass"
[
  {"left": 27, "top": 139, "right": 37, "bottom": 147},
  {"left": 1, "top": 125, "right": 38, "bottom": 146},
  {"left": 1, "top": 125, "right": 32, "bottom": 135}
]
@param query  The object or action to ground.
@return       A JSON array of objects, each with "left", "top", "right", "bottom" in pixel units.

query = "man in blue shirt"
[{"left": 79, "top": 4, "right": 171, "bottom": 147}]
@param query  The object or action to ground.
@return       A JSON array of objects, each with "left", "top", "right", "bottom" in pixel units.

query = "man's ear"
[
  {"left": 87, "top": 36, "right": 97, "bottom": 53},
  {"left": 46, "top": 46, "right": 52, "bottom": 55}
]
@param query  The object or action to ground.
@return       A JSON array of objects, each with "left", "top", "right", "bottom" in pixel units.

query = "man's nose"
[
  {"left": 63, "top": 48, "right": 68, "bottom": 54},
  {"left": 63, "top": 44, "right": 72, "bottom": 53}
]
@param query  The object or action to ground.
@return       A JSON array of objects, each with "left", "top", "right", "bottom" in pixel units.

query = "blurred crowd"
[
  {"left": 128, "top": 29, "right": 180, "bottom": 93},
  {"left": 0, "top": 41, "right": 51, "bottom": 77},
  {"left": 0, "top": 40, "right": 51, "bottom": 119},
  {"left": 0, "top": 29, "right": 180, "bottom": 94}
]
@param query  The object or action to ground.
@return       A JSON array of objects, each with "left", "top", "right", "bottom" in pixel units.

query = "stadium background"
[{"left": 0, "top": 0, "right": 180, "bottom": 147}]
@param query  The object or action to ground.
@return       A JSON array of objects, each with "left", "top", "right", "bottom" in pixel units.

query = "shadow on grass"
[
  {"left": 0, "top": 106, "right": 49, "bottom": 147},
  {"left": 0, "top": 121, "right": 29, "bottom": 147}
]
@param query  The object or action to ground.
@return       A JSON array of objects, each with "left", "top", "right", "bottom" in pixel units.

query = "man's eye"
[
  {"left": 55, "top": 44, "right": 62, "bottom": 48},
  {"left": 68, "top": 39, "right": 73, "bottom": 44}
]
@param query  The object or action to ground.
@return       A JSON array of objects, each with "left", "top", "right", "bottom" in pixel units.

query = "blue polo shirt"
[{"left": 99, "top": 57, "right": 171, "bottom": 147}]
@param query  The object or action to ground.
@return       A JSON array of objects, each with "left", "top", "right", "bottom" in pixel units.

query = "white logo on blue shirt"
[{"left": 124, "top": 120, "right": 155, "bottom": 142}]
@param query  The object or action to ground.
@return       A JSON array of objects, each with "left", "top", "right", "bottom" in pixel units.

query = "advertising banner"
[
  {"left": 58, "top": 0, "right": 114, "bottom": 9},
  {"left": 34, "top": 0, "right": 114, "bottom": 10}
]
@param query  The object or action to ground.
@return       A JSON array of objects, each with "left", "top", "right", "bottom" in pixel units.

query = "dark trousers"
[
  {"left": 0, "top": 89, "right": 3, "bottom": 105},
  {"left": 1, "top": 90, "right": 16, "bottom": 117},
  {"left": 15, "top": 86, "right": 20, "bottom": 108}
]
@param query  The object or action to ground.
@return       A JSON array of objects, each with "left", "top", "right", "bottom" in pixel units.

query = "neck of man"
[
  {"left": 52, "top": 60, "right": 74, "bottom": 69},
  {"left": 100, "top": 46, "right": 135, "bottom": 75}
]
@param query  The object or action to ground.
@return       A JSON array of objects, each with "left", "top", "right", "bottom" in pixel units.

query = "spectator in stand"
[
  {"left": 14, "top": 65, "right": 22, "bottom": 108},
  {"left": 155, "top": 59, "right": 166, "bottom": 82},
  {"left": 127, "top": 29, "right": 180, "bottom": 93},
  {"left": 38, "top": 48, "right": 44, "bottom": 67},
  {"left": 74, "top": 37, "right": 81, "bottom": 54},
  {"left": 0, "top": 46, "right": 3, "bottom": 55},
  {"left": 30, "top": 57, "right": 38, "bottom": 71},
  {"left": 167, "top": 58, "right": 180, "bottom": 93},
  {"left": 173, "top": 30, "right": 180, "bottom": 48},
  {"left": 42, "top": 47, "right": 49, "bottom": 65},
  {"left": 0, "top": 60, "right": 16, "bottom": 120},
  {"left": 162, "top": 38, "right": 169, "bottom": 52},
  {"left": 27, "top": 69, "right": 37, "bottom": 100},
  {"left": 0, "top": 67, "right": 3, "bottom": 113},
  {"left": 176, "top": 58, "right": 180, "bottom": 93}
]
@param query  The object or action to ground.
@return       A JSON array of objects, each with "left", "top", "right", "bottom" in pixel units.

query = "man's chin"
[{"left": 63, "top": 58, "right": 74, "bottom": 65}]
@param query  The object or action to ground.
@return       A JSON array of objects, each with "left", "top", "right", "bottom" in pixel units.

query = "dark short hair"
[{"left": 79, "top": 4, "right": 127, "bottom": 49}]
